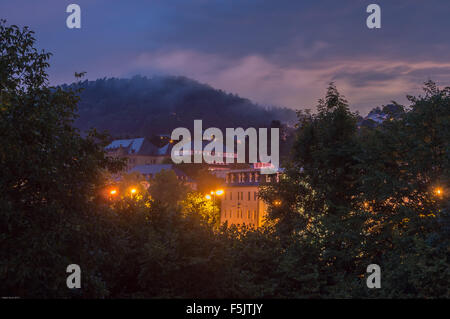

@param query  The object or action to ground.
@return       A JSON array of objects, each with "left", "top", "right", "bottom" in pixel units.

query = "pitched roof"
[
  {"left": 106, "top": 137, "right": 172, "bottom": 156},
  {"left": 106, "top": 138, "right": 145, "bottom": 154}
]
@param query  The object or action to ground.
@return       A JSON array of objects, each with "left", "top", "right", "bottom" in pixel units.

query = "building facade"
[
  {"left": 220, "top": 168, "right": 281, "bottom": 228},
  {"left": 106, "top": 137, "right": 172, "bottom": 170}
]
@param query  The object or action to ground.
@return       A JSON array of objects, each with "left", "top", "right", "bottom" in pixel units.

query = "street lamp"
[
  {"left": 434, "top": 187, "right": 443, "bottom": 196},
  {"left": 108, "top": 188, "right": 118, "bottom": 200},
  {"left": 209, "top": 189, "right": 224, "bottom": 202},
  {"left": 206, "top": 189, "right": 224, "bottom": 216}
]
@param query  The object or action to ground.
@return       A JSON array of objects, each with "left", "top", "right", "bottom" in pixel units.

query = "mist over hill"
[{"left": 64, "top": 75, "right": 297, "bottom": 138}]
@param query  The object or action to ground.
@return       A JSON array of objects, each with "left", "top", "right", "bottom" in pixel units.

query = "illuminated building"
[{"left": 221, "top": 167, "right": 281, "bottom": 228}]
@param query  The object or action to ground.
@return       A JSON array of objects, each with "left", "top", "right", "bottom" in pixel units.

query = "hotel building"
[{"left": 221, "top": 168, "right": 281, "bottom": 228}]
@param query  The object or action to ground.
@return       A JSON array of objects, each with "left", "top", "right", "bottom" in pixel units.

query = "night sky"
[{"left": 2, "top": 0, "right": 450, "bottom": 114}]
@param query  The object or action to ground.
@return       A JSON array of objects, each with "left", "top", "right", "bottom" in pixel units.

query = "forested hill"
[{"left": 63, "top": 76, "right": 297, "bottom": 138}]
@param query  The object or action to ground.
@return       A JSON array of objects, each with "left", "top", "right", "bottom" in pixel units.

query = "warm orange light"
[
  {"left": 435, "top": 187, "right": 443, "bottom": 196},
  {"left": 273, "top": 200, "right": 282, "bottom": 206},
  {"left": 205, "top": 194, "right": 212, "bottom": 200},
  {"left": 210, "top": 191, "right": 215, "bottom": 195},
  {"left": 110, "top": 189, "right": 117, "bottom": 195},
  {"left": 131, "top": 188, "right": 137, "bottom": 194},
  {"left": 215, "top": 189, "right": 224, "bottom": 196}
]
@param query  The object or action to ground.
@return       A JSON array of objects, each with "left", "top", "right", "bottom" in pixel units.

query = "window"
[
  {"left": 254, "top": 192, "right": 257, "bottom": 200},
  {"left": 247, "top": 210, "right": 250, "bottom": 219},
  {"left": 248, "top": 192, "right": 251, "bottom": 200},
  {"left": 230, "top": 192, "right": 232, "bottom": 200},
  {"left": 240, "top": 192, "right": 243, "bottom": 200}
]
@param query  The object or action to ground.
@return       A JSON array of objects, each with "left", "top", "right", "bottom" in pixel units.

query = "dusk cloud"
[{"left": 2, "top": 0, "right": 449, "bottom": 115}]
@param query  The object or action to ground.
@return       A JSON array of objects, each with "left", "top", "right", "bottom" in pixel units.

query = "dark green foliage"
[
  {"left": 260, "top": 81, "right": 450, "bottom": 298},
  {"left": 0, "top": 20, "right": 124, "bottom": 297},
  {"left": 148, "top": 169, "right": 190, "bottom": 210},
  {"left": 1, "top": 21, "right": 448, "bottom": 298}
]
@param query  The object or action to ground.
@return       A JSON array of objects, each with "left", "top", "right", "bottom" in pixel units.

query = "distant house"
[
  {"left": 105, "top": 137, "right": 172, "bottom": 170},
  {"left": 129, "top": 164, "right": 197, "bottom": 190},
  {"left": 220, "top": 167, "right": 282, "bottom": 228}
]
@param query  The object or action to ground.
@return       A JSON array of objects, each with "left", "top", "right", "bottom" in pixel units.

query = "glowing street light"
[
  {"left": 208, "top": 189, "right": 224, "bottom": 202},
  {"left": 110, "top": 189, "right": 117, "bottom": 195},
  {"left": 434, "top": 187, "right": 443, "bottom": 196},
  {"left": 205, "top": 194, "right": 212, "bottom": 200},
  {"left": 130, "top": 188, "right": 137, "bottom": 195}
]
